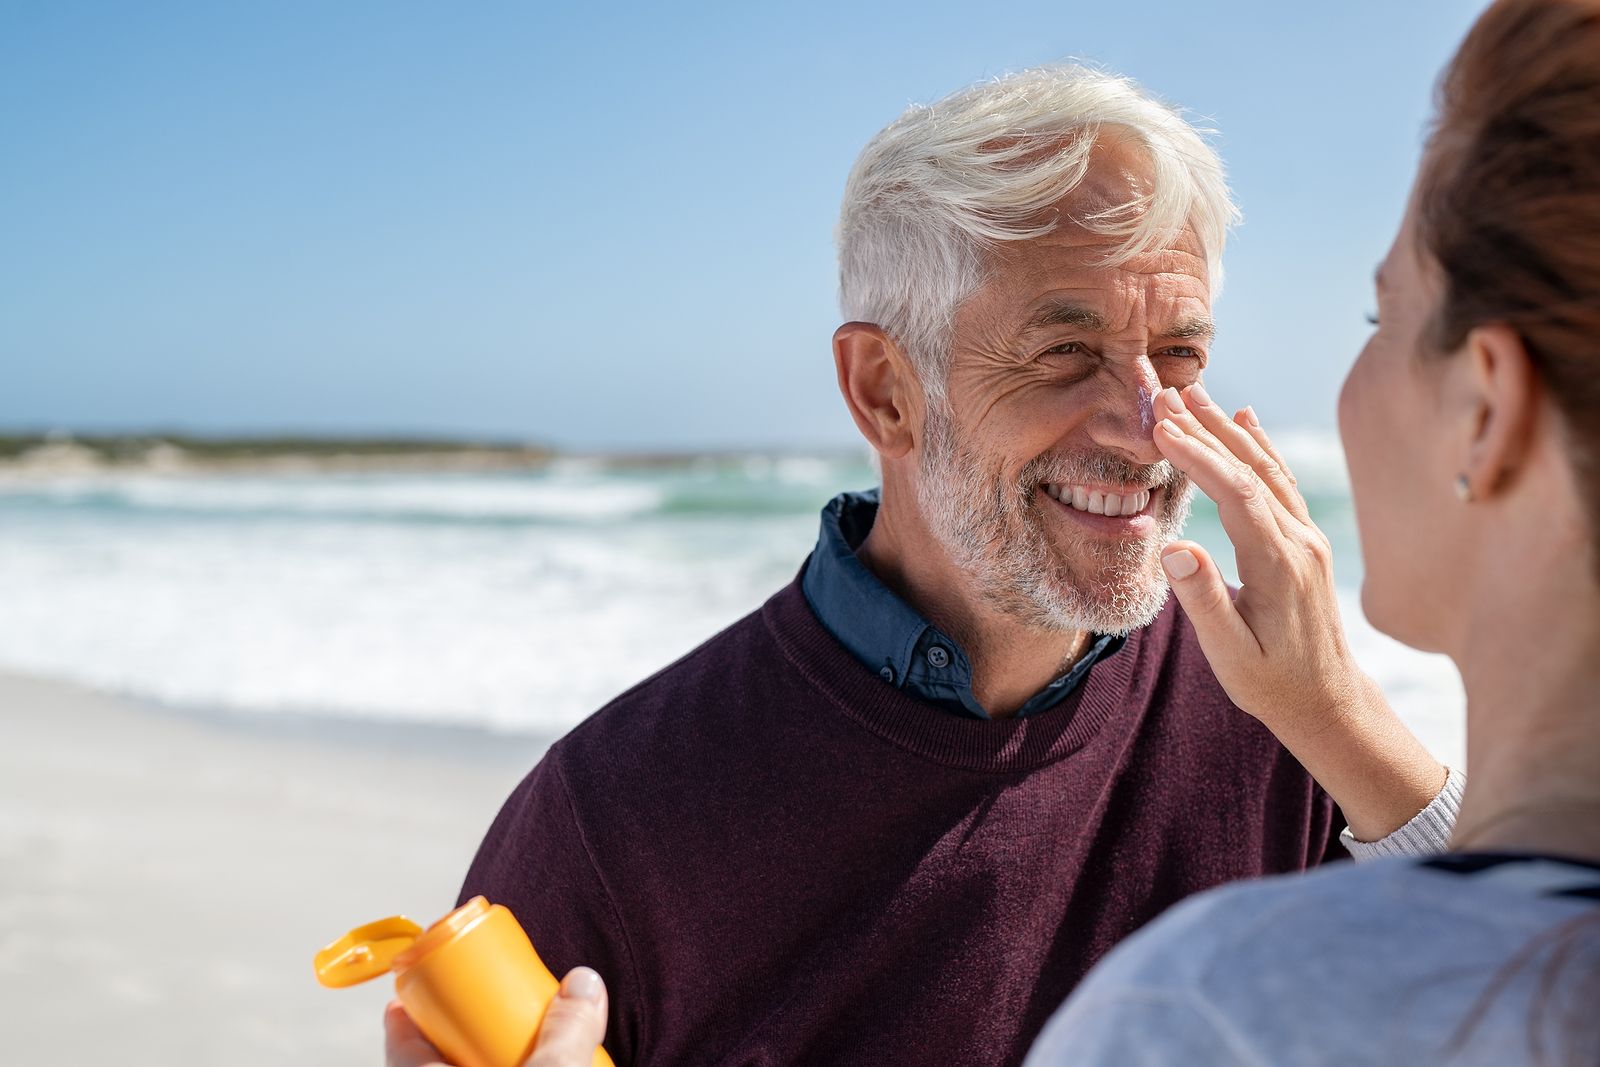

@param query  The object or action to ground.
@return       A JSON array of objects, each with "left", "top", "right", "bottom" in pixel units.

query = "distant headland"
[
  {"left": 0, "top": 432, "right": 557, "bottom": 476},
  {"left": 0, "top": 432, "right": 866, "bottom": 476}
]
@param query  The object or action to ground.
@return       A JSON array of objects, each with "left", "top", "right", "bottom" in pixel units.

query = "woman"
[
  {"left": 389, "top": 0, "right": 1600, "bottom": 1062},
  {"left": 1026, "top": 0, "right": 1600, "bottom": 1062}
]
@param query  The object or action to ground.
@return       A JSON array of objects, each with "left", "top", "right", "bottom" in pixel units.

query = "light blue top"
[{"left": 1024, "top": 850, "right": 1600, "bottom": 1066}]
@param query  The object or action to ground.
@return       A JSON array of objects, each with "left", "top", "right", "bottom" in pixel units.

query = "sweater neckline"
[{"left": 761, "top": 575, "right": 1146, "bottom": 773}]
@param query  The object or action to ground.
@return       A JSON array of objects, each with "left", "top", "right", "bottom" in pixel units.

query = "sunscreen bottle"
[{"left": 314, "top": 895, "right": 614, "bottom": 1067}]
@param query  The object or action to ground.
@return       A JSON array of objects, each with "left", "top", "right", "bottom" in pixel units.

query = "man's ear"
[
  {"left": 833, "top": 322, "right": 918, "bottom": 461},
  {"left": 1459, "top": 322, "right": 1539, "bottom": 500}
]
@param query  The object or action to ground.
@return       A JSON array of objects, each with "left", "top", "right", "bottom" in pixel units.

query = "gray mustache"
[{"left": 1022, "top": 454, "right": 1183, "bottom": 492}]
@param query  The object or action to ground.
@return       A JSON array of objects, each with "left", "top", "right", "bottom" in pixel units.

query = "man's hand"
[
  {"left": 384, "top": 967, "right": 609, "bottom": 1067},
  {"left": 1151, "top": 382, "right": 1448, "bottom": 842}
]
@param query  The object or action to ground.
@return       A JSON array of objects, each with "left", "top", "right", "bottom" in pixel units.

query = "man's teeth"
[{"left": 1042, "top": 483, "right": 1152, "bottom": 517}]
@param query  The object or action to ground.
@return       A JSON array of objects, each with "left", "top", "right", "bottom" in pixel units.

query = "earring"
[{"left": 1454, "top": 474, "right": 1473, "bottom": 502}]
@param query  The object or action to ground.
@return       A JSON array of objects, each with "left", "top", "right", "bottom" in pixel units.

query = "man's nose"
[{"left": 1086, "top": 368, "right": 1164, "bottom": 467}]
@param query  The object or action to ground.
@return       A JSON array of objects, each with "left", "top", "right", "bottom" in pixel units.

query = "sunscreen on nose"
[
  {"left": 1137, "top": 384, "right": 1156, "bottom": 435},
  {"left": 315, "top": 896, "right": 615, "bottom": 1067}
]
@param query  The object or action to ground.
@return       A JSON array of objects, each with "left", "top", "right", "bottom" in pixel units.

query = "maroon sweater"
[{"left": 460, "top": 574, "right": 1343, "bottom": 1066}]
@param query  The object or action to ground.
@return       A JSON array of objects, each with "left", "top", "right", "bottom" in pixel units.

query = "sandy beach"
[{"left": 0, "top": 669, "right": 555, "bottom": 1066}]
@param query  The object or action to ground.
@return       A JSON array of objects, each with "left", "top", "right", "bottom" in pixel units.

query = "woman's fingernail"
[
  {"left": 1162, "top": 549, "right": 1200, "bottom": 580},
  {"left": 1245, "top": 405, "right": 1260, "bottom": 428},
  {"left": 560, "top": 967, "right": 603, "bottom": 1002},
  {"left": 1158, "top": 418, "right": 1184, "bottom": 439},
  {"left": 1161, "top": 386, "right": 1185, "bottom": 413},
  {"left": 1188, "top": 382, "right": 1211, "bottom": 408}
]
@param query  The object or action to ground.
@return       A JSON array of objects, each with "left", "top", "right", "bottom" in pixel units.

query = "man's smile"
[
  {"left": 1041, "top": 482, "right": 1152, "bottom": 517},
  {"left": 1036, "top": 482, "right": 1163, "bottom": 537}
]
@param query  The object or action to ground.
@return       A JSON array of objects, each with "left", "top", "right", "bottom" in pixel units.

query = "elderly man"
[{"left": 442, "top": 65, "right": 1458, "bottom": 1067}]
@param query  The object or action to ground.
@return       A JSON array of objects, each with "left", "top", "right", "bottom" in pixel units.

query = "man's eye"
[
  {"left": 1044, "top": 342, "right": 1086, "bottom": 356},
  {"left": 1365, "top": 312, "right": 1380, "bottom": 326},
  {"left": 1163, "top": 346, "right": 1202, "bottom": 359}
]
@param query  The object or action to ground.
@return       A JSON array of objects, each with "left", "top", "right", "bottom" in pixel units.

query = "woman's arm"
[{"left": 1151, "top": 382, "right": 1450, "bottom": 844}]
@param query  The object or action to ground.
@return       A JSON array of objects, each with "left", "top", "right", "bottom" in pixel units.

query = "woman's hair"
[
  {"left": 835, "top": 65, "right": 1239, "bottom": 404},
  {"left": 1446, "top": 909, "right": 1600, "bottom": 1066},
  {"left": 1417, "top": 0, "right": 1600, "bottom": 539}
]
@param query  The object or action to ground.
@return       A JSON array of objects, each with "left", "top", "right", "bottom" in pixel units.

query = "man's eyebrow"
[
  {"left": 1019, "top": 302, "right": 1215, "bottom": 342},
  {"left": 1163, "top": 316, "right": 1216, "bottom": 342},
  {"left": 1020, "top": 301, "right": 1111, "bottom": 334}
]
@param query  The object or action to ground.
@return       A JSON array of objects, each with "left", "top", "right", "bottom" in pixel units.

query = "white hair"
[{"left": 837, "top": 64, "right": 1241, "bottom": 403}]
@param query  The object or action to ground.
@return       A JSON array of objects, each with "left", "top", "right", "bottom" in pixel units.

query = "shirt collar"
[
  {"left": 800, "top": 488, "right": 1123, "bottom": 720},
  {"left": 801, "top": 488, "right": 933, "bottom": 690}
]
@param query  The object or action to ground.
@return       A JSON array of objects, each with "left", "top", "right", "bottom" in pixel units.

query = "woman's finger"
[
  {"left": 1153, "top": 388, "right": 1298, "bottom": 543},
  {"left": 525, "top": 968, "right": 609, "bottom": 1067},
  {"left": 1179, "top": 384, "right": 1312, "bottom": 526},
  {"left": 1152, "top": 383, "right": 1299, "bottom": 537},
  {"left": 1152, "top": 406, "right": 1293, "bottom": 585},
  {"left": 1160, "top": 541, "right": 1259, "bottom": 666},
  {"left": 1234, "top": 407, "right": 1306, "bottom": 504}
]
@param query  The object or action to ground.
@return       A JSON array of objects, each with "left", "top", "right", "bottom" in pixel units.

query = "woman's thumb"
[{"left": 1160, "top": 541, "right": 1246, "bottom": 648}]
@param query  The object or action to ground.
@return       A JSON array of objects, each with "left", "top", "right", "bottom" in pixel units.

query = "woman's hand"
[
  {"left": 384, "top": 967, "right": 609, "bottom": 1067},
  {"left": 1150, "top": 382, "right": 1361, "bottom": 730},
  {"left": 1151, "top": 382, "right": 1447, "bottom": 842}
]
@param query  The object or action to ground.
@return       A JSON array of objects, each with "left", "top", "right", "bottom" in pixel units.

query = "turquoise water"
[{"left": 0, "top": 438, "right": 1463, "bottom": 764}]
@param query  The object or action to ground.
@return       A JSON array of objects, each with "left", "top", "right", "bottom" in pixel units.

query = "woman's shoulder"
[
  {"left": 1024, "top": 855, "right": 1600, "bottom": 1066},
  {"left": 1096, "top": 852, "right": 1598, "bottom": 979}
]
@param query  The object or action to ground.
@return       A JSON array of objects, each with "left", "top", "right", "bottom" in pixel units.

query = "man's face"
[{"left": 916, "top": 164, "right": 1210, "bottom": 635}]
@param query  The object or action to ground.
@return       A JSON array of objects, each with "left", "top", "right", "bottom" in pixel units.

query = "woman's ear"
[
  {"left": 1459, "top": 322, "right": 1539, "bottom": 499},
  {"left": 833, "top": 322, "right": 918, "bottom": 460}
]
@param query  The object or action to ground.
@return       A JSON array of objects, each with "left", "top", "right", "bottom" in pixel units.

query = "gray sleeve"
[
  {"left": 1340, "top": 765, "right": 1465, "bottom": 861},
  {"left": 1022, "top": 986, "right": 1269, "bottom": 1067}
]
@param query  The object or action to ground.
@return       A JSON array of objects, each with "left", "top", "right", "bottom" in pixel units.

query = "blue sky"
[{"left": 2, "top": 2, "right": 1485, "bottom": 450}]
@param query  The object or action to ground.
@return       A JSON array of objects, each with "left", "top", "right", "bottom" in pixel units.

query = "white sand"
[
  {"left": 0, "top": 661, "right": 1464, "bottom": 1066},
  {"left": 0, "top": 670, "right": 553, "bottom": 1065}
]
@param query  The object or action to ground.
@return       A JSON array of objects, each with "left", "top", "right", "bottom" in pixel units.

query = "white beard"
[{"left": 915, "top": 399, "right": 1193, "bottom": 636}]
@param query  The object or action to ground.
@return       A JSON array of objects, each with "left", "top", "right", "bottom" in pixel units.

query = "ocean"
[{"left": 0, "top": 432, "right": 1464, "bottom": 766}]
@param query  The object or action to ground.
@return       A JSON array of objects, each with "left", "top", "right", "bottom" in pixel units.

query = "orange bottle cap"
[
  {"left": 392, "top": 895, "right": 494, "bottom": 972},
  {"left": 313, "top": 916, "right": 425, "bottom": 988}
]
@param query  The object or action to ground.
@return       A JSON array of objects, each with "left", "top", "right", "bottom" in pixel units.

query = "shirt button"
[
  {"left": 879, "top": 666, "right": 895, "bottom": 683},
  {"left": 927, "top": 646, "right": 950, "bottom": 668}
]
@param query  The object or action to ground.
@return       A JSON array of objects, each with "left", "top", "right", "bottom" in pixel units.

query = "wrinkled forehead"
[
  {"left": 982, "top": 139, "right": 1210, "bottom": 314},
  {"left": 966, "top": 224, "right": 1214, "bottom": 338}
]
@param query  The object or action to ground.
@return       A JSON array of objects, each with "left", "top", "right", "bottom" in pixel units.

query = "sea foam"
[{"left": 0, "top": 435, "right": 1465, "bottom": 765}]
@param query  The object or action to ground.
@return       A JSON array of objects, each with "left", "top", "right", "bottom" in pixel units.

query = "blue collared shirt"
[{"left": 799, "top": 488, "right": 1124, "bottom": 720}]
